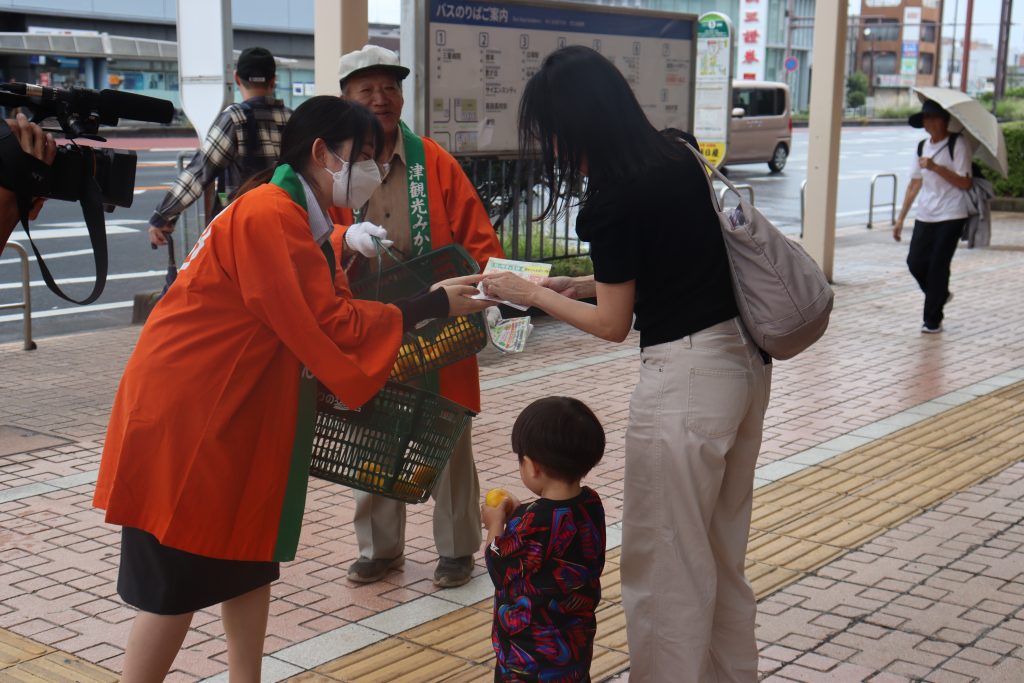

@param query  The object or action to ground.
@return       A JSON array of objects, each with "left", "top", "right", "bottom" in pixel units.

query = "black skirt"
[{"left": 118, "top": 527, "right": 280, "bottom": 615}]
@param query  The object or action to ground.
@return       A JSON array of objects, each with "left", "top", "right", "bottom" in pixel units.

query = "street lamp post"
[{"left": 864, "top": 26, "right": 875, "bottom": 96}]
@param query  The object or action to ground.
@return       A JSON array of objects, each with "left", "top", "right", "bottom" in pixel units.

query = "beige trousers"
[
  {"left": 352, "top": 424, "right": 481, "bottom": 560},
  {"left": 621, "top": 318, "right": 771, "bottom": 683}
]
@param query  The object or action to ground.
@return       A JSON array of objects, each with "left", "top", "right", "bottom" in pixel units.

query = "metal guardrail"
[
  {"left": 0, "top": 241, "right": 35, "bottom": 350},
  {"left": 719, "top": 183, "right": 755, "bottom": 206},
  {"left": 174, "top": 150, "right": 203, "bottom": 260},
  {"left": 800, "top": 179, "right": 807, "bottom": 238},
  {"left": 460, "top": 157, "right": 588, "bottom": 263},
  {"left": 867, "top": 173, "right": 898, "bottom": 230}
]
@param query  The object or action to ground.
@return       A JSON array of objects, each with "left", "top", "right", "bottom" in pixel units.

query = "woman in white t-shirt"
[{"left": 893, "top": 99, "right": 973, "bottom": 333}]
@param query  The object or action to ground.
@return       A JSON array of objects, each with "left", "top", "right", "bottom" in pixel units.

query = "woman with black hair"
[
  {"left": 483, "top": 46, "right": 772, "bottom": 682},
  {"left": 94, "top": 96, "right": 493, "bottom": 682}
]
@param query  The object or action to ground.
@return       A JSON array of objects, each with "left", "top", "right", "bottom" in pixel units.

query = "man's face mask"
[{"left": 324, "top": 151, "right": 382, "bottom": 208}]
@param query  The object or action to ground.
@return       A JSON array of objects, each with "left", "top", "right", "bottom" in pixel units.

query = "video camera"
[{"left": 0, "top": 83, "right": 175, "bottom": 304}]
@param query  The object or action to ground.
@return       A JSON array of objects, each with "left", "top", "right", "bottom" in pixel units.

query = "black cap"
[
  {"left": 237, "top": 47, "right": 276, "bottom": 83},
  {"left": 909, "top": 99, "right": 950, "bottom": 128}
]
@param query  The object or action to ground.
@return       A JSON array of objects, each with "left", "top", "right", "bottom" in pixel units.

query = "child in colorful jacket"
[{"left": 483, "top": 397, "right": 607, "bottom": 683}]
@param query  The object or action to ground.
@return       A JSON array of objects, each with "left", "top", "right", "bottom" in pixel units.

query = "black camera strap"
[{"left": 0, "top": 122, "right": 108, "bottom": 305}]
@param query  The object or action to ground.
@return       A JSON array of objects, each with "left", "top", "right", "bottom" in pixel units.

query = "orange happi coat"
[{"left": 94, "top": 179, "right": 402, "bottom": 561}]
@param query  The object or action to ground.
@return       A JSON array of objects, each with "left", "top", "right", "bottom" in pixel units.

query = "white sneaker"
[{"left": 921, "top": 324, "right": 943, "bottom": 334}]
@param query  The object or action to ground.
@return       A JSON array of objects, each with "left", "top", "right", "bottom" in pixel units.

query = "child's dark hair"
[{"left": 511, "top": 397, "right": 605, "bottom": 482}]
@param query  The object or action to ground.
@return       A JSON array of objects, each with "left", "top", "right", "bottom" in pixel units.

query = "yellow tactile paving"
[
  {"left": 298, "top": 381, "right": 1024, "bottom": 683},
  {"left": 0, "top": 630, "right": 51, "bottom": 670},
  {"left": 0, "top": 651, "right": 118, "bottom": 682}
]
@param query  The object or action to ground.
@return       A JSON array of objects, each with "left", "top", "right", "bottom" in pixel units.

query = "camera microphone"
[
  {"left": 97, "top": 90, "right": 175, "bottom": 125},
  {"left": 0, "top": 83, "right": 174, "bottom": 125}
]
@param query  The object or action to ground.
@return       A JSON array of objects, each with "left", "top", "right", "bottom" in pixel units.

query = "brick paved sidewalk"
[{"left": 1, "top": 215, "right": 1023, "bottom": 681}]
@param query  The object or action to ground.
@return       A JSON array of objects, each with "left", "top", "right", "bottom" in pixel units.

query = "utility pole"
[
  {"left": 948, "top": 0, "right": 959, "bottom": 88},
  {"left": 994, "top": 0, "right": 1013, "bottom": 109},
  {"left": 784, "top": 0, "right": 794, "bottom": 92},
  {"left": 960, "top": 0, "right": 974, "bottom": 93}
]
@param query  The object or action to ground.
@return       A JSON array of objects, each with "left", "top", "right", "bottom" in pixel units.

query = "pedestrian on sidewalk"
[
  {"left": 482, "top": 397, "right": 606, "bottom": 682},
  {"left": 332, "top": 44, "right": 505, "bottom": 589},
  {"left": 93, "top": 96, "right": 493, "bottom": 682},
  {"left": 893, "top": 99, "right": 973, "bottom": 334},
  {"left": 148, "top": 47, "right": 291, "bottom": 247},
  {"left": 482, "top": 46, "right": 771, "bottom": 682}
]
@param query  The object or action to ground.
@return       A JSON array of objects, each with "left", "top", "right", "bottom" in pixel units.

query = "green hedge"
[
  {"left": 981, "top": 121, "right": 1024, "bottom": 197},
  {"left": 549, "top": 256, "right": 593, "bottom": 278},
  {"left": 876, "top": 104, "right": 920, "bottom": 120},
  {"left": 995, "top": 98, "right": 1024, "bottom": 121}
]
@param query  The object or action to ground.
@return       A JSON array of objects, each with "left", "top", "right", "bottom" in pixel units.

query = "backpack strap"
[
  {"left": 237, "top": 101, "right": 264, "bottom": 176},
  {"left": 918, "top": 134, "right": 959, "bottom": 163}
]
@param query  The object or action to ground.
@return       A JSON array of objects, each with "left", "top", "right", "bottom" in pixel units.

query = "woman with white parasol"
[{"left": 893, "top": 88, "right": 1007, "bottom": 334}]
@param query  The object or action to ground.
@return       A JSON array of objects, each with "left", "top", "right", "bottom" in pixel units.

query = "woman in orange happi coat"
[{"left": 93, "top": 97, "right": 494, "bottom": 683}]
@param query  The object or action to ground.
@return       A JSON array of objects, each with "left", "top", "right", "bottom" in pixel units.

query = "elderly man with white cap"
[{"left": 332, "top": 44, "right": 504, "bottom": 588}]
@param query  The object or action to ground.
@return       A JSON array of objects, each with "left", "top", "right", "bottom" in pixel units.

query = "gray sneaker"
[
  {"left": 433, "top": 556, "right": 474, "bottom": 588},
  {"left": 347, "top": 555, "right": 404, "bottom": 583}
]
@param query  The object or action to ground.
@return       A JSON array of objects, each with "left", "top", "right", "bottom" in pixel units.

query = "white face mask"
[{"left": 324, "top": 152, "right": 382, "bottom": 208}]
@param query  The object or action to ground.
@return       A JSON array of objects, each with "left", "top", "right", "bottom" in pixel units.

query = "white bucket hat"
[{"left": 338, "top": 45, "right": 410, "bottom": 87}]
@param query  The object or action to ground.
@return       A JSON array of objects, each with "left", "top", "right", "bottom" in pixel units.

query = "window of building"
[
  {"left": 863, "top": 18, "right": 900, "bottom": 42},
  {"left": 919, "top": 53, "right": 934, "bottom": 74},
  {"left": 861, "top": 51, "right": 899, "bottom": 75},
  {"left": 921, "top": 21, "right": 937, "bottom": 43}
]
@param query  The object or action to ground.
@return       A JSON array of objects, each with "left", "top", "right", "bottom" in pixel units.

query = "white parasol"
[{"left": 912, "top": 86, "right": 1009, "bottom": 177}]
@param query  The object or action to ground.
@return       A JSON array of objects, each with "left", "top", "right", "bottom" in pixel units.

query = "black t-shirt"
[{"left": 576, "top": 150, "right": 738, "bottom": 348}]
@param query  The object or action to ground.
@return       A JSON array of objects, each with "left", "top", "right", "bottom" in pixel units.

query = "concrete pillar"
[
  {"left": 314, "top": 0, "right": 368, "bottom": 98},
  {"left": 81, "top": 58, "right": 93, "bottom": 89},
  {"left": 94, "top": 58, "right": 108, "bottom": 91},
  {"left": 803, "top": 0, "right": 848, "bottom": 281}
]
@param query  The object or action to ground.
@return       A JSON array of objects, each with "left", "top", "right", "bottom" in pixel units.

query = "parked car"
[{"left": 726, "top": 80, "right": 792, "bottom": 173}]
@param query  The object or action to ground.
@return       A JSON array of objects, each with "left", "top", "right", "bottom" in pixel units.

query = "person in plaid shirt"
[{"left": 148, "top": 47, "right": 291, "bottom": 247}]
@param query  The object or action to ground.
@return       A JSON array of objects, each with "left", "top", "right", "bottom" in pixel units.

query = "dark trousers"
[{"left": 907, "top": 218, "right": 965, "bottom": 328}]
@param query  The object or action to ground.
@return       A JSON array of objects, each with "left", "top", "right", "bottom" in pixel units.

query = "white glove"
[{"left": 344, "top": 221, "right": 393, "bottom": 257}]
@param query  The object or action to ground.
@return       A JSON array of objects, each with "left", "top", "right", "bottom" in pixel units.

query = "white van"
[{"left": 726, "top": 81, "right": 792, "bottom": 173}]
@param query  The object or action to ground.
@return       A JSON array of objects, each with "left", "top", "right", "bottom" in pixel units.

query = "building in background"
[
  {"left": 853, "top": 0, "right": 942, "bottom": 110},
  {"left": 939, "top": 37, "right": 997, "bottom": 96},
  {"left": 0, "top": 0, "right": 398, "bottom": 111}
]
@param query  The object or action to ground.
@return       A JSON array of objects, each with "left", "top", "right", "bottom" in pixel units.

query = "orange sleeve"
[
  {"left": 428, "top": 140, "right": 505, "bottom": 269},
  {"left": 231, "top": 194, "right": 401, "bottom": 409}
]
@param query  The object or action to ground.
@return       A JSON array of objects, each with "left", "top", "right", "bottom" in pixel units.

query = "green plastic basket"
[
  {"left": 390, "top": 313, "right": 488, "bottom": 383},
  {"left": 349, "top": 243, "right": 479, "bottom": 303},
  {"left": 310, "top": 381, "right": 473, "bottom": 503}
]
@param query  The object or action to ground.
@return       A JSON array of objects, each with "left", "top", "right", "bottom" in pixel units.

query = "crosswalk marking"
[
  {"left": 0, "top": 270, "right": 165, "bottom": 291},
  {"left": 0, "top": 300, "right": 134, "bottom": 323},
  {"left": 7, "top": 226, "right": 140, "bottom": 240}
]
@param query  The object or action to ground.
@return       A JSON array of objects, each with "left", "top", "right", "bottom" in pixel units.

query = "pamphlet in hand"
[{"left": 474, "top": 258, "right": 552, "bottom": 311}]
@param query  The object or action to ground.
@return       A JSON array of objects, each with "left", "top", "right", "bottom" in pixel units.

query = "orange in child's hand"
[{"left": 485, "top": 488, "right": 509, "bottom": 508}]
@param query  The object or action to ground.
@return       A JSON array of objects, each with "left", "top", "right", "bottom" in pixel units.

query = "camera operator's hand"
[
  {"left": 10, "top": 112, "right": 57, "bottom": 167},
  {"left": 148, "top": 224, "right": 174, "bottom": 248},
  {"left": 1, "top": 113, "right": 57, "bottom": 252}
]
